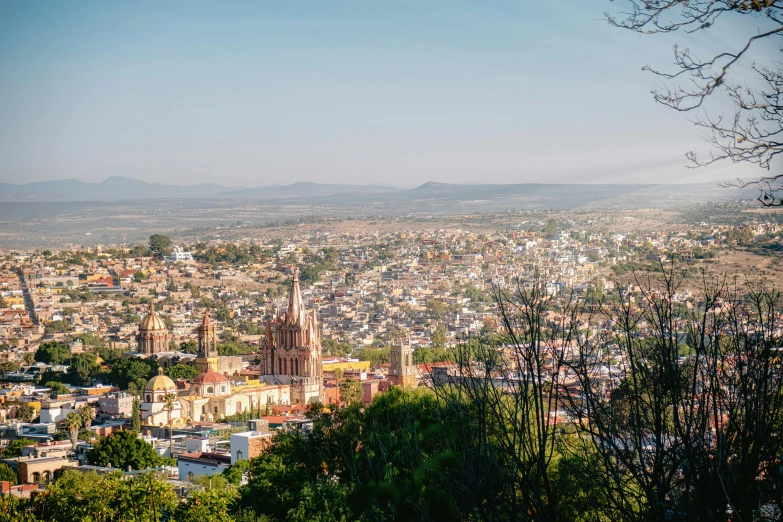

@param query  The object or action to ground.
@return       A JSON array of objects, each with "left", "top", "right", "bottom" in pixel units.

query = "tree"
[
  {"left": 332, "top": 367, "right": 344, "bottom": 380},
  {"left": 87, "top": 430, "right": 166, "bottom": 470},
  {"left": 179, "top": 339, "right": 199, "bottom": 354},
  {"left": 165, "top": 364, "right": 199, "bottom": 381},
  {"left": 79, "top": 404, "right": 95, "bottom": 430},
  {"left": 0, "top": 463, "right": 17, "bottom": 485},
  {"left": 149, "top": 234, "right": 173, "bottom": 255},
  {"left": 108, "top": 358, "right": 158, "bottom": 390},
  {"left": 65, "top": 412, "right": 82, "bottom": 451},
  {"left": 607, "top": 1, "right": 783, "bottom": 206},
  {"left": 569, "top": 266, "right": 783, "bottom": 521},
  {"left": 18, "top": 469, "right": 178, "bottom": 522},
  {"left": 163, "top": 393, "right": 177, "bottom": 459},
  {"left": 221, "top": 459, "right": 250, "bottom": 485},
  {"left": 34, "top": 341, "right": 69, "bottom": 365},
  {"left": 339, "top": 378, "right": 363, "bottom": 407},
  {"left": 431, "top": 323, "right": 448, "bottom": 350},
  {"left": 15, "top": 403, "right": 36, "bottom": 422},
  {"left": 132, "top": 396, "right": 141, "bottom": 433},
  {"left": 2, "top": 438, "right": 37, "bottom": 458},
  {"left": 45, "top": 381, "right": 70, "bottom": 396}
]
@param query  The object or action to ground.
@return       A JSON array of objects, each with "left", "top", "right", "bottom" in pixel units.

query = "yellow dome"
[
  {"left": 140, "top": 304, "right": 167, "bottom": 331},
  {"left": 145, "top": 367, "right": 176, "bottom": 392}
]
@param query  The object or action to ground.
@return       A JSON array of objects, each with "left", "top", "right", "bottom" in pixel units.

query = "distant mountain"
[
  {"left": 0, "top": 176, "right": 236, "bottom": 201},
  {"left": 0, "top": 177, "right": 759, "bottom": 206},
  {"left": 0, "top": 177, "right": 399, "bottom": 202},
  {"left": 215, "top": 181, "right": 399, "bottom": 199}
]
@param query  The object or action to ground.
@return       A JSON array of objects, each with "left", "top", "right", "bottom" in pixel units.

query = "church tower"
[
  {"left": 389, "top": 338, "right": 416, "bottom": 388},
  {"left": 137, "top": 304, "right": 170, "bottom": 355},
  {"left": 194, "top": 311, "right": 219, "bottom": 373},
  {"left": 258, "top": 268, "right": 323, "bottom": 404}
]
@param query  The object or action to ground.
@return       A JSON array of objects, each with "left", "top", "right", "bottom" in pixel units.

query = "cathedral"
[
  {"left": 257, "top": 269, "right": 324, "bottom": 405},
  {"left": 138, "top": 269, "right": 324, "bottom": 426}
]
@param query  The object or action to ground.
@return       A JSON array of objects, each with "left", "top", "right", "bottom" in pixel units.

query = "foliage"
[
  {"left": 44, "top": 381, "right": 70, "bottom": 396},
  {"left": 108, "top": 358, "right": 158, "bottom": 390},
  {"left": 356, "top": 347, "right": 389, "bottom": 366},
  {"left": 17, "top": 470, "right": 178, "bottom": 522},
  {"left": 2, "top": 438, "right": 37, "bottom": 458},
  {"left": 149, "top": 234, "right": 173, "bottom": 255},
  {"left": 65, "top": 412, "right": 82, "bottom": 449},
  {"left": 15, "top": 403, "right": 37, "bottom": 422},
  {"left": 165, "top": 364, "right": 199, "bottom": 381},
  {"left": 338, "top": 378, "right": 363, "bottom": 407},
  {"left": 87, "top": 430, "right": 166, "bottom": 471},
  {"left": 0, "top": 463, "right": 17, "bottom": 485},
  {"left": 34, "top": 341, "right": 70, "bottom": 365}
]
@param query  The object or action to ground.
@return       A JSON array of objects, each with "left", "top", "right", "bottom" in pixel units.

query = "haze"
[{"left": 0, "top": 0, "right": 766, "bottom": 187}]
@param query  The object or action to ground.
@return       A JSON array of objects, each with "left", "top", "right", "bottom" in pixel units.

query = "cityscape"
[{"left": 1, "top": 1, "right": 782, "bottom": 521}]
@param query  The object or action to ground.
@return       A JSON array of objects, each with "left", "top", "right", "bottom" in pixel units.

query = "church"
[
  {"left": 137, "top": 269, "right": 324, "bottom": 427},
  {"left": 257, "top": 268, "right": 324, "bottom": 405}
]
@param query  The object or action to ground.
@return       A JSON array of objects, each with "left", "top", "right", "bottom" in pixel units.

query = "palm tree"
[
  {"left": 79, "top": 404, "right": 94, "bottom": 430},
  {"left": 163, "top": 393, "right": 177, "bottom": 459},
  {"left": 65, "top": 412, "right": 82, "bottom": 452}
]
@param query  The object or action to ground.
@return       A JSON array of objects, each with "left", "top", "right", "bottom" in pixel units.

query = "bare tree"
[
  {"left": 607, "top": 1, "right": 783, "bottom": 206},
  {"left": 568, "top": 263, "right": 783, "bottom": 521},
  {"left": 434, "top": 271, "right": 585, "bottom": 520}
]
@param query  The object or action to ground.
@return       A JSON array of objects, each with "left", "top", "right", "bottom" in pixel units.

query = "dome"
[
  {"left": 145, "top": 367, "right": 176, "bottom": 392},
  {"left": 192, "top": 367, "right": 229, "bottom": 385},
  {"left": 140, "top": 304, "right": 167, "bottom": 331}
]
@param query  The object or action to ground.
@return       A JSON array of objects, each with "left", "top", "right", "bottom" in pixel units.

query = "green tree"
[
  {"left": 163, "top": 393, "right": 177, "bottom": 459},
  {"left": 431, "top": 323, "right": 448, "bottom": 350},
  {"left": 108, "top": 358, "right": 158, "bottom": 390},
  {"left": 179, "top": 339, "right": 199, "bottom": 354},
  {"left": 65, "top": 412, "right": 82, "bottom": 450},
  {"left": 34, "top": 341, "right": 70, "bottom": 365},
  {"left": 132, "top": 396, "right": 141, "bottom": 433},
  {"left": 221, "top": 459, "right": 250, "bottom": 485},
  {"left": 356, "top": 347, "right": 390, "bottom": 367},
  {"left": 87, "top": 430, "right": 166, "bottom": 470},
  {"left": 0, "top": 463, "right": 17, "bottom": 485},
  {"left": 79, "top": 404, "right": 95, "bottom": 429},
  {"left": 339, "top": 378, "right": 363, "bottom": 407},
  {"left": 2, "top": 438, "right": 37, "bottom": 458},
  {"left": 165, "top": 364, "right": 199, "bottom": 381},
  {"left": 15, "top": 403, "right": 36, "bottom": 422},
  {"left": 45, "top": 381, "right": 70, "bottom": 396},
  {"left": 149, "top": 234, "right": 173, "bottom": 255}
]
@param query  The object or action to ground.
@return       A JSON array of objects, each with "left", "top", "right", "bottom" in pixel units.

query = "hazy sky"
[{"left": 0, "top": 0, "right": 769, "bottom": 187}]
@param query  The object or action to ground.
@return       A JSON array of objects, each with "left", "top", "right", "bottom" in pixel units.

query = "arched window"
[
  {"left": 206, "top": 386, "right": 214, "bottom": 394},
  {"left": 32, "top": 472, "right": 41, "bottom": 483},
  {"left": 221, "top": 386, "right": 226, "bottom": 393},
  {"left": 146, "top": 395, "right": 151, "bottom": 402},
  {"left": 43, "top": 471, "right": 51, "bottom": 483},
  {"left": 295, "top": 359, "right": 299, "bottom": 376}
]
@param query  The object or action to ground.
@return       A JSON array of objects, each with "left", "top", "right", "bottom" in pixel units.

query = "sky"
[{"left": 0, "top": 0, "right": 771, "bottom": 187}]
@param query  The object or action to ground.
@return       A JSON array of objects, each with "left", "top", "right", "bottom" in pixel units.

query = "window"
[
  {"left": 206, "top": 386, "right": 213, "bottom": 394},
  {"left": 32, "top": 472, "right": 41, "bottom": 483},
  {"left": 221, "top": 386, "right": 225, "bottom": 393},
  {"left": 214, "top": 407, "right": 218, "bottom": 414},
  {"left": 146, "top": 395, "right": 151, "bottom": 402}
]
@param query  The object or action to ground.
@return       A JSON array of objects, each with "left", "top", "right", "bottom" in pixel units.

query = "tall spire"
[{"left": 287, "top": 267, "right": 304, "bottom": 324}]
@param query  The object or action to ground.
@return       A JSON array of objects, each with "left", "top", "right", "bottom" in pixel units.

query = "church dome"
[
  {"left": 192, "top": 367, "right": 229, "bottom": 385},
  {"left": 145, "top": 367, "right": 176, "bottom": 392},
  {"left": 140, "top": 304, "right": 167, "bottom": 331}
]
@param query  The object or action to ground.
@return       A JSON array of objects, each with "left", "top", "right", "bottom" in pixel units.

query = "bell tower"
[
  {"left": 389, "top": 338, "right": 416, "bottom": 388},
  {"left": 195, "top": 311, "right": 219, "bottom": 373}
]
